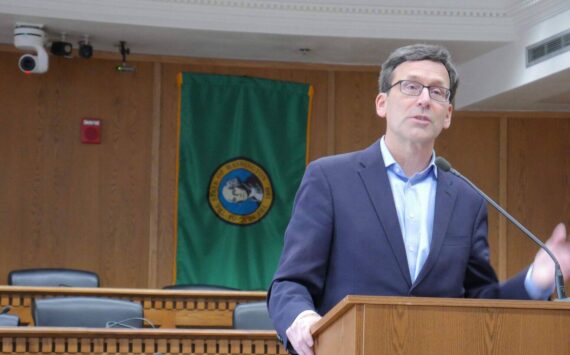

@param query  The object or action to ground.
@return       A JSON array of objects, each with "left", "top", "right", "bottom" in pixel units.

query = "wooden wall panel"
[
  {"left": 0, "top": 51, "right": 154, "bottom": 288},
  {"left": 435, "top": 112, "right": 502, "bottom": 270},
  {"left": 506, "top": 115, "right": 570, "bottom": 275},
  {"left": 334, "top": 71, "right": 382, "bottom": 154}
]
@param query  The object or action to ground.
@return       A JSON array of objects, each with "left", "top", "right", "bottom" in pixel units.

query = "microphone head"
[{"left": 435, "top": 156, "right": 452, "bottom": 172}]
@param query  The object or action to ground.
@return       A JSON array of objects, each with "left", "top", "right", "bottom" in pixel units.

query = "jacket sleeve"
[{"left": 267, "top": 160, "right": 335, "bottom": 345}]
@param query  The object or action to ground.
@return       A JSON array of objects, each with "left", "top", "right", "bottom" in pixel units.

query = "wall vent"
[{"left": 526, "top": 29, "right": 570, "bottom": 67}]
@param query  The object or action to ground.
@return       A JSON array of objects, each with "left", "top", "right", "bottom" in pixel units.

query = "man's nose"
[{"left": 416, "top": 87, "right": 431, "bottom": 105}]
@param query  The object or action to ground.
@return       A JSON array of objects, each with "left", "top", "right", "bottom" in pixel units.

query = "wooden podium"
[{"left": 311, "top": 296, "right": 570, "bottom": 355}]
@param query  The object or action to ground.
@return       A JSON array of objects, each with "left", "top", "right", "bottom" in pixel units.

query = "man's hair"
[{"left": 379, "top": 43, "right": 459, "bottom": 103}]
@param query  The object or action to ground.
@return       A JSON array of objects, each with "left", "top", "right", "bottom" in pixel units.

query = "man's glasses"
[{"left": 388, "top": 80, "right": 451, "bottom": 103}]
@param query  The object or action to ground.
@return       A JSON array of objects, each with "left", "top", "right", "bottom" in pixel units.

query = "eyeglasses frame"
[{"left": 387, "top": 80, "right": 451, "bottom": 103}]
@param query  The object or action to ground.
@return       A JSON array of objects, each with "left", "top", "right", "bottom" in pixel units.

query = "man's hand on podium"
[
  {"left": 531, "top": 223, "right": 570, "bottom": 292},
  {"left": 286, "top": 310, "right": 322, "bottom": 355}
]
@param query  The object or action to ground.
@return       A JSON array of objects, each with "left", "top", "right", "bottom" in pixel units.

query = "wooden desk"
[
  {"left": 0, "top": 327, "right": 287, "bottom": 354},
  {"left": 0, "top": 286, "right": 266, "bottom": 328}
]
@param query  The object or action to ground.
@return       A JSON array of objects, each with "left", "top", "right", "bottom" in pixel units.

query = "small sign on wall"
[{"left": 81, "top": 118, "right": 102, "bottom": 144}]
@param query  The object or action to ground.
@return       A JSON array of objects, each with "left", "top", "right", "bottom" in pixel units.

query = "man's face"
[{"left": 375, "top": 60, "right": 453, "bottom": 147}]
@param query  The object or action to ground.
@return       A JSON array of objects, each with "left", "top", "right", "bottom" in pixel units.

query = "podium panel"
[{"left": 312, "top": 296, "right": 570, "bottom": 355}]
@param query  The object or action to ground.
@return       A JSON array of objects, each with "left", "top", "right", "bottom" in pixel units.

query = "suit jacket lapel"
[
  {"left": 413, "top": 168, "right": 457, "bottom": 287},
  {"left": 357, "top": 141, "right": 412, "bottom": 287}
]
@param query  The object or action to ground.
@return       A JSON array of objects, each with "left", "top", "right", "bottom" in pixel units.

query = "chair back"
[
  {"left": 33, "top": 297, "right": 143, "bottom": 328},
  {"left": 0, "top": 314, "right": 19, "bottom": 327},
  {"left": 163, "top": 283, "right": 239, "bottom": 291},
  {"left": 0, "top": 307, "right": 19, "bottom": 327},
  {"left": 8, "top": 268, "right": 100, "bottom": 287},
  {"left": 233, "top": 301, "right": 273, "bottom": 330}
]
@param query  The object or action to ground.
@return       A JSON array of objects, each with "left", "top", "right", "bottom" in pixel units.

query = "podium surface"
[{"left": 311, "top": 296, "right": 570, "bottom": 355}]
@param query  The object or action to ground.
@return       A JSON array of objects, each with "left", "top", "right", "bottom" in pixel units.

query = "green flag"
[{"left": 175, "top": 73, "right": 313, "bottom": 290}]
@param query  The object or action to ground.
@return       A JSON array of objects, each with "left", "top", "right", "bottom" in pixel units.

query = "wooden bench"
[
  {"left": 0, "top": 327, "right": 287, "bottom": 354},
  {"left": 0, "top": 286, "right": 266, "bottom": 328}
]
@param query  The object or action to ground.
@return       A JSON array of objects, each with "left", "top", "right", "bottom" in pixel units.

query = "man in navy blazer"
[{"left": 267, "top": 44, "right": 570, "bottom": 355}]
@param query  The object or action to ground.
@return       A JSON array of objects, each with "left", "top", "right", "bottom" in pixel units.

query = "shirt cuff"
[{"left": 524, "top": 265, "right": 554, "bottom": 300}]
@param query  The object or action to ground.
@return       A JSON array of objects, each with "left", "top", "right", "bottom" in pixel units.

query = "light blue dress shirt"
[
  {"left": 379, "top": 137, "right": 551, "bottom": 298},
  {"left": 380, "top": 137, "right": 437, "bottom": 282}
]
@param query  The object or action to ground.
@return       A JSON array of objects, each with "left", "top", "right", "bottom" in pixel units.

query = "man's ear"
[
  {"left": 443, "top": 104, "right": 453, "bottom": 129},
  {"left": 375, "top": 93, "right": 387, "bottom": 118}
]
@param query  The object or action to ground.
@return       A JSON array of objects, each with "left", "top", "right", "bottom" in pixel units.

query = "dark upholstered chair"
[
  {"left": 8, "top": 268, "right": 100, "bottom": 287},
  {"left": 232, "top": 301, "right": 273, "bottom": 330},
  {"left": 32, "top": 297, "right": 143, "bottom": 328},
  {"left": 0, "top": 306, "right": 19, "bottom": 327},
  {"left": 163, "top": 283, "right": 239, "bottom": 291}
]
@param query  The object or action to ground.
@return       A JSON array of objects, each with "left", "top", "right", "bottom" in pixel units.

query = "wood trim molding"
[{"left": 148, "top": 62, "right": 163, "bottom": 287}]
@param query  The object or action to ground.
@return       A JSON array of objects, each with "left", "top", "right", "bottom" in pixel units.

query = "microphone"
[
  {"left": 434, "top": 156, "right": 568, "bottom": 301},
  {"left": 105, "top": 317, "right": 156, "bottom": 329}
]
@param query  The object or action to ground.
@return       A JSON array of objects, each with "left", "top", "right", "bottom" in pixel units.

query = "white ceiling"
[{"left": 1, "top": 0, "right": 569, "bottom": 111}]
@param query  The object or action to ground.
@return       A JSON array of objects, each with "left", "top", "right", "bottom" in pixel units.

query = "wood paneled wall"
[
  {"left": 506, "top": 116, "right": 570, "bottom": 276},
  {"left": 0, "top": 47, "right": 568, "bottom": 288},
  {"left": 0, "top": 50, "right": 154, "bottom": 288}
]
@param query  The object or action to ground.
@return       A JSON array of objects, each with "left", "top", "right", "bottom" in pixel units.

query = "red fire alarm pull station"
[{"left": 81, "top": 118, "right": 102, "bottom": 144}]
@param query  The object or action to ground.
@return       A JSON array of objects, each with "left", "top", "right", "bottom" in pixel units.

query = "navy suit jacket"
[{"left": 267, "top": 140, "right": 530, "bottom": 344}]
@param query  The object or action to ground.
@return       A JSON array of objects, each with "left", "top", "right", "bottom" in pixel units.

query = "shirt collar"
[{"left": 379, "top": 136, "right": 438, "bottom": 180}]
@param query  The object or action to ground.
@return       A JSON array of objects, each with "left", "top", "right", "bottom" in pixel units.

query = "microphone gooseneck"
[{"left": 435, "top": 156, "right": 568, "bottom": 301}]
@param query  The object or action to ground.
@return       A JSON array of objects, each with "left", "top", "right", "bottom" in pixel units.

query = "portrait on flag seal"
[{"left": 208, "top": 158, "right": 274, "bottom": 225}]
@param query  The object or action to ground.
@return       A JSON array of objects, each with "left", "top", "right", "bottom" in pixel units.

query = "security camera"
[
  {"left": 51, "top": 41, "right": 73, "bottom": 57},
  {"left": 18, "top": 54, "right": 42, "bottom": 72},
  {"left": 78, "top": 39, "right": 93, "bottom": 59},
  {"left": 14, "top": 24, "right": 48, "bottom": 74}
]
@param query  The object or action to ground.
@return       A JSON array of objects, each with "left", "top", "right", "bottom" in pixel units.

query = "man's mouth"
[{"left": 411, "top": 115, "right": 431, "bottom": 122}]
